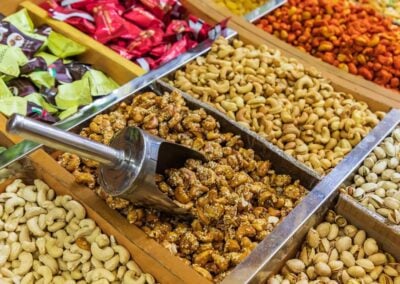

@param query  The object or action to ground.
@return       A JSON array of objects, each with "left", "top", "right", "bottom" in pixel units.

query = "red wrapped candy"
[{"left": 124, "top": 5, "right": 164, "bottom": 29}]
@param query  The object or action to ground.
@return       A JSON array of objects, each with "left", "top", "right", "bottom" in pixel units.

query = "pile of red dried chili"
[
  {"left": 257, "top": 0, "right": 400, "bottom": 90},
  {"left": 41, "top": 0, "right": 216, "bottom": 70}
]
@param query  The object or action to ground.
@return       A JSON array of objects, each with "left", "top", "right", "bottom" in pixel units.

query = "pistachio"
[
  {"left": 327, "top": 224, "right": 339, "bottom": 240},
  {"left": 286, "top": 259, "right": 306, "bottom": 273},
  {"left": 372, "top": 160, "right": 388, "bottom": 174},
  {"left": 347, "top": 266, "right": 366, "bottom": 278},
  {"left": 344, "top": 225, "right": 358, "bottom": 238},
  {"left": 336, "top": 236, "right": 352, "bottom": 252},
  {"left": 341, "top": 251, "right": 356, "bottom": 268},
  {"left": 306, "top": 266, "right": 316, "bottom": 280},
  {"left": 328, "top": 260, "right": 344, "bottom": 272},
  {"left": 383, "top": 141, "right": 396, "bottom": 157},
  {"left": 388, "top": 210, "right": 400, "bottom": 224},
  {"left": 374, "top": 147, "right": 387, "bottom": 159},
  {"left": 366, "top": 173, "right": 379, "bottom": 183},
  {"left": 384, "top": 265, "right": 399, "bottom": 277},
  {"left": 316, "top": 222, "right": 331, "bottom": 238},
  {"left": 384, "top": 197, "right": 400, "bottom": 210},
  {"left": 369, "top": 253, "right": 387, "bottom": 265},
  {"left": 364, "top": 238, "right": 379, "bottom": 256},
  {"left": 315, "top": 262, "right": 332, "bottom": 277},
  {"left": 314, "top": 252, "right": 329, "bottom": 264},
  {"left": 307, "top": 229, "right": 320, "bottom": 248},
  {"left": 380, "top": 274, "right": 395, "bottom": 284},
  {"left": 356, "top": 259, "right": 375, "bottom": 272},
  {"left": 370, "top": 266, "right": 384, "bottom": 280}
]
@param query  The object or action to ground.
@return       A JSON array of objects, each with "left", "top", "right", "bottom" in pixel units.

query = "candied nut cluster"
[
  {"left": 169, "top": 37, "right": 385, "bottom": 175},
  {"left": 58, "top": 91, "right": 308, "bottom": 281},
  {"left": 269, "top": 210, "right": 400, "bottom": 284}
]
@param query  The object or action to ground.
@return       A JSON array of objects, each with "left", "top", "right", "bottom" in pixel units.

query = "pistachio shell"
[
  {"left": 286, "top": 259, "right": 305, "bottom": 273},
  {"left": 335, "top": 215, "right": 347, "bottom": 227},
  {"left": 319, "top": 238, "right": 330, "bottom": 253},
  {"left": 341, "top": 251, "right": 356, "bottom": 268},
  {"left": 347, "top": 266, "right": 366, "bottom": 278},
  {"left": 336, "top": 236, "right": 352, "bottom": 252},
  {"left": 316, "top": 222, "right": 331, "bottom": 238},
  {"left": 366, "top": 172, "right": 379, "bottom": 183},
  {"left": 356, "top": 259, "right": 375, "bottom": 272},
  {"left": 382, "top": 181, "right": 398, "bottom": 190},
  {"left": 315, "top": 262, "right": 331, "bottom": 277},
  {"left": 299, "top": 247, "right": 310, "bottom": 266},
  {"left": 368, "top": 253, "right": 387, "bottom": 265}
]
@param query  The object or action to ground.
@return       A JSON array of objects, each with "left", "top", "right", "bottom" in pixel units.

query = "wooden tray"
[
  {"left": 0, "top": 1, "right": 145, "bottom": 84},
  {"left": 0, "top": 115, "right": 210, "bottom": 284},
  {"left": 182, "top": 0, "right": 400, "bottom": 111}
]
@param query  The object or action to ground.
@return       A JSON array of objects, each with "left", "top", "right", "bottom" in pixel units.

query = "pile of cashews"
[{"left": 0, "top": 178, "right": 155, "bottom": 284}]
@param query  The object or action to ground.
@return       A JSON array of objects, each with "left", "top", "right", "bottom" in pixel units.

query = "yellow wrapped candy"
[{"left": 213, "top": 0, "right": 269, "bottom": 15}]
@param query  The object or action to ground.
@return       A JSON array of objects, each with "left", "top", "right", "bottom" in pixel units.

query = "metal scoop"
[{"left": 7, "top": 114, "right": 207, "bottom": 216}]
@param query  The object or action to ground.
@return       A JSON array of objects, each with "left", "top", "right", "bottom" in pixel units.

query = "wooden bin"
[
  {"left": 0, "top": 0, "right": 145, "bottom": 84},
  {"left": 182, "top": 0, "right": 400, "bottom": 110},
  {"left": 0, "top": 116, "right": 210, "bottom": 284}
]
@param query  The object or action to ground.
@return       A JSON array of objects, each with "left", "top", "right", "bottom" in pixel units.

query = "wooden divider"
[{"left": 182, "top": 0, "right": 400, "bottom": 111}]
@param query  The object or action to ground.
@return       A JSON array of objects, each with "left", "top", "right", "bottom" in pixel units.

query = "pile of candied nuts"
[{"left": 58, "top": 91, "right": 308, "bottom": 281}]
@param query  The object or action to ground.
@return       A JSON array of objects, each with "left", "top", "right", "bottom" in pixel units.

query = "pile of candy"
[
  {"left": 0, "top": 9, "right": 119, "bottom": 122},
  {"left": 41, "top": 0, "right": 217, "bottom": 70}
]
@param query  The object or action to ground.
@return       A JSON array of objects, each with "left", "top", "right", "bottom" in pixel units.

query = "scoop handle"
[{"left": 7, "top": 114, "right": 124, "bottom": 167}]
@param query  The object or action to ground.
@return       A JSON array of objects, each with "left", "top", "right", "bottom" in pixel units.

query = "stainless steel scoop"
[{"left": 7, "top": 114, "right": 207, "bottom": 216}]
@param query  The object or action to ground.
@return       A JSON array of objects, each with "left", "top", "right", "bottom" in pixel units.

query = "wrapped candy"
[
  {"left": 0, "top": 9, "right": 120, "bottom": 122},
  {"left": 42, "top": 0, "right": 226, "bottom": 69}
]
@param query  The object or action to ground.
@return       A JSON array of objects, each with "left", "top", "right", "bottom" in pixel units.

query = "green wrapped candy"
[
  {"left": 0, "top": 77, "right": 12, "bottom": 98},
  {"left": 0, "top": 97, "right": 27, "bottom": 116},
  {"left": 0, "top": 45, "right": 28, "bottom": 77},
  {"left": 35, "top": 52, "right": 59, "bottom": 65},
  {"left": 55, "top": 78, "right": 92, "bottom": 110},
  {"left": 48, "top": 31, "right": 86, "bottom": 58},
  {"left": 28, "top": 71, "right": 55, "bottom": 89},
  {"left": 4, "top": 9, "right": 34, "bottom": 32},
  {"left": 25, "top": 93, "right": 58, "bottom": 113},
  {"left": 83, "top": 69, "right": 119, "bottom": 97},
  {"left": 59, "top": 106, "right": 78, "bottom": 120}
]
